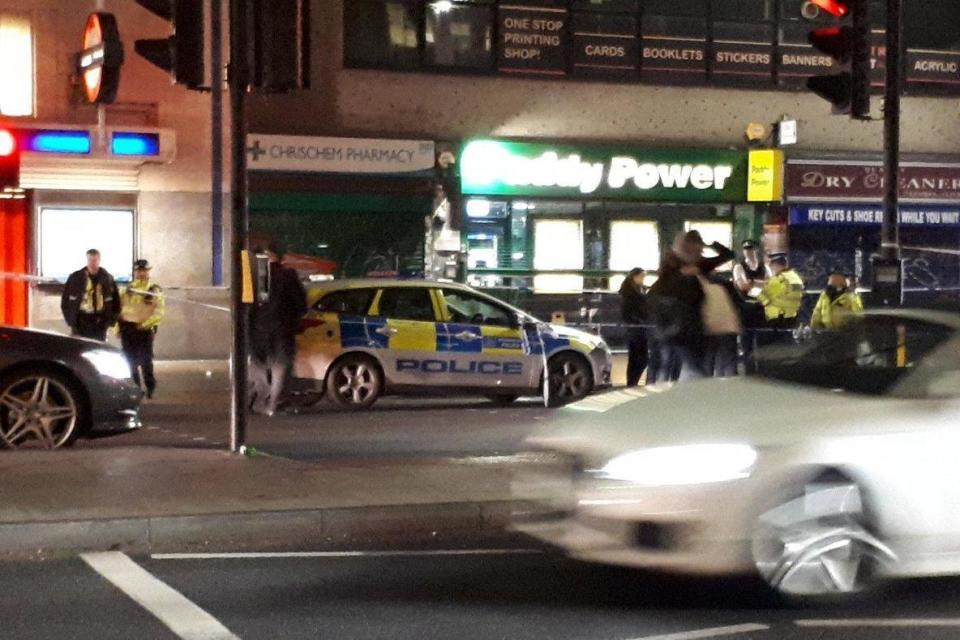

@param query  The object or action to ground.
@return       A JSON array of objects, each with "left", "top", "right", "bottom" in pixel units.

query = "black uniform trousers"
[
  {"left": 120, "top": 322, "right": 157, "bottom": 394},
  {"left": 74, "top": 313, "right": 109, "bottom": 341},
  {"left": 625, "top": 327, "right": 649, "bottom": 387}
]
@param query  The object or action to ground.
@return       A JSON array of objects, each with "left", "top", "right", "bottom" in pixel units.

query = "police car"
[{"left": 294, "top": 279, "right": 612, "bottom": 409}]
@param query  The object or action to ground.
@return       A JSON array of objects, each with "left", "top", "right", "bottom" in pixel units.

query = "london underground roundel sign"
[{"left": 79, "top": 13, "right": 124, "bottom": 104}]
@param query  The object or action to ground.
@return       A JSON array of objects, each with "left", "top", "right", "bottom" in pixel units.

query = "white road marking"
[
  {"left": 797, "top": 619, "right": 960, "bottom": 628},
  {"left": 153, "top": 549, "right": 543, "bottom": 560},
  {"left": 80, "top": 552, "right": 240, "bottom": 640},
  {"left": 630, "top": 623, "right": 769, "bottom": 640}
]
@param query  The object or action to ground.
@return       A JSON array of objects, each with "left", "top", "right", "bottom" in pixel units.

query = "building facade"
[
  {"left": 0, "top": 0, "right": 229, "bottom": 357},
  {"left": 245, "top": 0, "right": 960, "bottom": 316}
]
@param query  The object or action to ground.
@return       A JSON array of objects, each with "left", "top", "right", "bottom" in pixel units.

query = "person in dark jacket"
[
  {"left": 249, "top": 248, "right": 308, "bottom": 416},
  {"left": 619, "top": 268, "right": 649, "bottom": 387},
  {"left": 648, "top": 231, "right": 735, "bottom": 381},
  {"left": 60, "top": 249, "right": 121, "bottom": 341}
]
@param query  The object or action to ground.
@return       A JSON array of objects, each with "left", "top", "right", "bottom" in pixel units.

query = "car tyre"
[
  {"left": 546, "top": 352, "right": 593, "bottom": 407},
  {"left": 0, "top": 367, "right": 85, "bottom": 449},
  {"left": 325, "top": 354, "right": 383, "bottom": 410},
  {"left": 751, "top": 472, "right": 895, "bottom": 601}
]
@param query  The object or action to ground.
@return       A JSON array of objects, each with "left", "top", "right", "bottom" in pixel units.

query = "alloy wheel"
[
  {"left": 752, "top": 479, "right": 896, "bottom": 597},
  {"left": 334, "top": 363, "right": 377, "bottom": 406},
  {"left": 548, "top": 355, "right": 592, "bottom": 404},
  {"left": 0, "top": 375, "right": 79, "bottom": 449}
]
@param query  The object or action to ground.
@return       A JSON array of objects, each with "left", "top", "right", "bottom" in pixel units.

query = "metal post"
[
  {"left": 228, "top": 0, "right": 249, "bottom": 452},
  {"left": 211, "top": 0, "right": 224, "bottom": 287},
  {"left": 870, "top": 0, "right": 904, "bottom": 306},
  {"left": 882, "top": 0, "right": 902, "bottom": 261}
]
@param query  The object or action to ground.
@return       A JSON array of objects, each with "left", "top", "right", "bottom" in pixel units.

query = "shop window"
[
  {"left": 571, "top": 0, "right": 639, "bottom": 13},
  {"left": 641, "top": 4, "right": 708, "bottom": 84},
  {"left": 685, "top": 220, "right": 734, "bottom": 270},
  {"left": 39, "top": 208, "right": 135, "bottom": 283},
  {"left": 425, "top": 1, "right": 494, "bottom": 69},
  {"left": 343, "top": 0, "right": 420, "bottom": 69},
  {"left": 643, "top": 0, "right": 705, "bottom": 18},
  {"left": 534, "top": 219, "right": 584, "bottom": 293},
  {"left": 712, "top": 0, "right": 772, "bottom": 22},
  {"left": 0, "top": 13, "right": 33, "bottom": 116},
  {"left": 572, "top": 12, "right": 639, "bottom": 78},
  {"left": 465, "top": 198, "right": 509, "bottom": 219},
  {"left": 608, "top": 220, "right": 660, "bottom": 291}
]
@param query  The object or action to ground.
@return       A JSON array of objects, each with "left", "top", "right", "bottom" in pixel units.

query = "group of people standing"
[
  {"left": 58, "top": 246, "right": 307, "bottom": 414},
  {"left": 619, "top": 231, "right": 864, "bottom": 385},
  {"left": 61, "top": 249, "right": 165, "bottom": 398}
]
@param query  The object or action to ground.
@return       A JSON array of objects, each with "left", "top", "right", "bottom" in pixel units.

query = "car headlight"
[
  {"left": 82, "top": 349, "right": 133, "bottom": 380},
  {"left": 598, "top": 444, "right": 758, "bottom": 486}
]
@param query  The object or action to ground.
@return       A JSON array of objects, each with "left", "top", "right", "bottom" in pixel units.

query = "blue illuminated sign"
[
  {"left": 111, "top": 132, "right": 160, "bottom": 157},
  {"left": 28, "top": 131, "right": 91, "bottom": 154},
  {"left": 790, "top": 205, "right": 960, "bottom": 227}
]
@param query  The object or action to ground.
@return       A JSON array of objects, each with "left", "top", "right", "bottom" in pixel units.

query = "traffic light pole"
[
  {"left": 228, "top": 0, "right": 250, "bottom": 452},
  {"left": 873, "top": 0, "right": 904, "bottom": 305},
  {"left": 882, "top": 0, "right": 902, "bottom": 259}
]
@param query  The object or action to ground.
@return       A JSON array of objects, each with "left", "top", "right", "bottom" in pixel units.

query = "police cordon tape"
[{"left": 0, "top": 271, "right": 231, "bottom": 313}]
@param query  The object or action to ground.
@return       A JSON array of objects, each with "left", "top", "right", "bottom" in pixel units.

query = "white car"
[{"left": 513, "top": 309, "right": 960, "bottom": 597}]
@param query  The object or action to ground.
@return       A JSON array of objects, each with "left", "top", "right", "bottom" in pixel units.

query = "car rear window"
[{"left": 315, "top": 289, "right": 376, "bottom": 315}]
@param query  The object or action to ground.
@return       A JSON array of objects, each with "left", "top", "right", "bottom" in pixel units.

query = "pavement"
[
  {"left": 0, "top": 446, "right": 530, "bottom": 558},
  {"left": 0, "top": 357, "right": 627, "bottom": 558}
]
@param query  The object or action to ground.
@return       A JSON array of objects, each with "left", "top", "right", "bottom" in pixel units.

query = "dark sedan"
[{"left": 0, "top": 326, "right": 142, "bottom": 449}]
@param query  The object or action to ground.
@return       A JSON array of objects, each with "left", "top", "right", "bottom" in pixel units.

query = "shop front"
[
  {"left": 785, "top": 158, "right": 960, "bottom": 305},
  {"left": 4, "top": 126, "right": 174, "bottom": 333},
  {"left": 246, "top": 135, "right": 439, "bottom": 279},
  {"left": 458, "top": 139, "right": 781, "bottom": 303}
]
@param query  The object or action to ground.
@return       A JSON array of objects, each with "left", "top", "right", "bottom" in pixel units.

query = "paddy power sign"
[{"left": 460, "top": 140, "right": 781, "bottom": 203}]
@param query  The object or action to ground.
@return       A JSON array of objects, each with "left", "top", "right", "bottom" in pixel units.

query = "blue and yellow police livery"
[{"left": 294, "top": 280, "right": 612, "bottom": 409}]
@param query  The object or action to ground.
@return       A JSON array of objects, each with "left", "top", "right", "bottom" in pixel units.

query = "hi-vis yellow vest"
[
  {"left": 811, "top": 290, "right": 864, "bottom": 330},
  {"left": 758, "top": 269, "right": 804, "bottom": 321},
  {"left": 120, "top": 279, "right": 165, "bottom": 330}
]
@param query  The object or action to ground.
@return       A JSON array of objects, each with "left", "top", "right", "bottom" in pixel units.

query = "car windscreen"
[{"left": 754, "top": 316, "right": 956, "bottom": 396}]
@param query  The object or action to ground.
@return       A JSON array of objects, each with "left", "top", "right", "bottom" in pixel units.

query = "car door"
[
  {"left": 372, "top": 286, "right": 442, "bottom": 387},
  {"left": 295, "top": 287, "right": 379, "bottom": 380},
  {"left": 434, "top": 287, "right": 539, "bottom": 390}
]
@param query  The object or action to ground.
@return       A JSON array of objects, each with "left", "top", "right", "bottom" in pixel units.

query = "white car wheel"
[{"left": 751, "top": 476, "right": 897, "bottom": 598}]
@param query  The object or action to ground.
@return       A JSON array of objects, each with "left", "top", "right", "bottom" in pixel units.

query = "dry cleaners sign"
[
  {"left": 460, "top": 139, "right": 753, "bottom": 203},
  {"left": 246, "top": 134, "right": 436, "bottom": 175}
]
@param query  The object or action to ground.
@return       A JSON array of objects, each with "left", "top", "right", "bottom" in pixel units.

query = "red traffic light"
[
  {"left": 0, "top": 128, "right": 20, "bottom": 190},
  {"left": 0, "top": 129, "right": 16, "bottom": 157},
  {"left": 809, "top": 0, "right": 849, "bottom": 17},
  {"left": 809, "top": 26, "right": 853, "bottom": 62}
]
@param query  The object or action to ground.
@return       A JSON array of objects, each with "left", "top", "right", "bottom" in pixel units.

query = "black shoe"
[{"left": 146, "top": 388, "right": 155, "bottom": 400}]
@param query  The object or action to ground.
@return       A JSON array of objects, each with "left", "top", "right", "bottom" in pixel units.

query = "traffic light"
[
  {"left": 806, "top": 0, "right": 871, "bottom": 120},
  {"left": 0, "top": 129, "right": 20, "bottom": 190},
  {"left": 134, "top": 0, "right": 205, "bottom": 89},
  {"left": 249, "top": 0, "right": 311, "bottom": 91}
]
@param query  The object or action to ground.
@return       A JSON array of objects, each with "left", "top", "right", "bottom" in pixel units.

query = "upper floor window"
[{"left": 0, "top": 13, "right": 33, "bottom": 116}]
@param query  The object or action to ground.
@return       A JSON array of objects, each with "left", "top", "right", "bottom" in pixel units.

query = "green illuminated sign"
[{"left": 460, "top": 139, "right": 751, "bottom": 203}]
